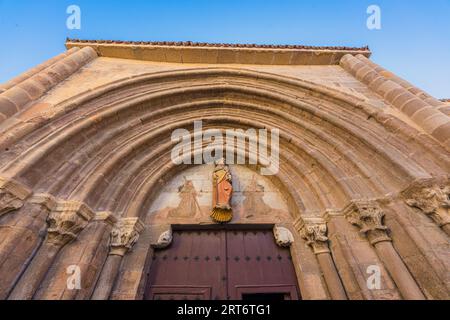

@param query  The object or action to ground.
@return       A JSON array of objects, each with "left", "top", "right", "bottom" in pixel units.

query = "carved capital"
[
  {"left": 0, "top": 177, "right": 31, "bottom": 217},
  {"left": 110, "top": 217, "right": 145, "bottom": 256},
  {"left": 345, "top": 200, "right": 391, "bottom": 245},
  {"left": 46, "top": 200, "right": 95, "bottom": 247},
  {"left": 298, "top": 220, "right": 330, "bottom": 254},
  {"left": 405, "top": 184, "right": 450, "bottom": 227}
]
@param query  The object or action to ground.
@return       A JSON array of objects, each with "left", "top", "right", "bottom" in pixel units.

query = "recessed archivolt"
[{"left": 0, "top": 68, "right": 448, "bottom": 222}]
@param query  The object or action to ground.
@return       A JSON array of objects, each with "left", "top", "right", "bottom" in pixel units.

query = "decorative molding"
[
  {"left": 404, "top": 183, "right": 450, "bottom": 228},
  {"left": 0, "top": 176, "right": 32, "bottom": 217},
  {"left": 94, "top": 211, "right": 118, "bottom": 226},
  {"left": 110, "top": 217, "right": 145, "bottom": 256},
  {"left": 28, "top": 193, "right": 57, "bottom": 212},
  {"left": 66, "top": 39, "right": 371, "bottom": 66},
  {"left": 273, "top": 226, "right": 294, "bottom": 247},
  {"left": 46, "top": 200, "right": 95, "bottom": 247},
  {"left": 344, "top": 200, "right": 391, "bottom": 245},
  {"left": 297, "top": 219, "right": 330, "bottom": 254},
  {"left": 151, "top": 228, "right": 173, "bottom": 249}
]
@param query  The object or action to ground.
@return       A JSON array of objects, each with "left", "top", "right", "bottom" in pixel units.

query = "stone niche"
[{"left": 146, "top": 165, "right": 291, "bottom": 225}]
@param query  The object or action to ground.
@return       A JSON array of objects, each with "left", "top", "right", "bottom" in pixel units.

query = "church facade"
[{"left": 0, "top": 39, "right": 449, "bottom": 300}]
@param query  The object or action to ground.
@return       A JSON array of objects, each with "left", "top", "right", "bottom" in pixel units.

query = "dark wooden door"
[{"left": 144, "top": 229, "right": 300, "bottom": 300}]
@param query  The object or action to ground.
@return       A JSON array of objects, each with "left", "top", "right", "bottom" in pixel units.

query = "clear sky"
[{"left": 0, "top": 0, "right": 449, "bottom": 98}]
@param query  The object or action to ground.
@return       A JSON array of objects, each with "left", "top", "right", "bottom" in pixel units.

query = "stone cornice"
[{"left": 65, "top": 38, "right": 371, "bottom": 66}]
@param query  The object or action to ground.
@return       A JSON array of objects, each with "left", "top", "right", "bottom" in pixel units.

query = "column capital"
[
  {"left": 344, "top": 200, "right": 391, "bottom": 245},
  {"left": 0, "top": 176, "right": 31, "bottom": 217},
  {"left": 46, "top": 200, "right": 95, "bottom": 247},
  {"left": 297, "top": 219, "right": 330, "bottom": 254},
  {"left": 110, "top": 217, "right": 145, "bottom": 256},
  {"left": 404, "top": 182, "right": 450, "bottom": 227}
]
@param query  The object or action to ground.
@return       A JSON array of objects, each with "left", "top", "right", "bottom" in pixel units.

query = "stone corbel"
[
  {"left": 403, "top": 182, "right": 450, "bottom": 231},
  {"left": 344, "top": 200, "right": 391, "bottom": 245},
  {"left": 273, "top": 225, "right": 294, "bottom": 247},
  {"left": 46, "top": 200, "right": 95, "bottom": 247},
  {"left": 110, "top": 217, "right": 145, "bottom": 256},
  {"left": 151, "top": 227, "right": 173, "bottom": 249},
  {"left": 0, "top": 176, "right": 32, "bottom": 217}
]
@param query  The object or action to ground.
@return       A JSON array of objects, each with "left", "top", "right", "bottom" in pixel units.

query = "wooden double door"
[{"left": 145, "top": 228, "right": 300, "bottom": 300}]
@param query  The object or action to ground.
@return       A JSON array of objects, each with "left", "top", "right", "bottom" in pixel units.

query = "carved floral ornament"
[
  {"left": 404, "top": 184, "right": 450, "bottom": 227},
  {"left": 344, "top": 200, "right": 391, "bottom": 245},
  {"left": 110, "top": 217, "right": 145, "bottom": 256}
]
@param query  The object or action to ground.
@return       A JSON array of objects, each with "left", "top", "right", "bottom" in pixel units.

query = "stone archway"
[{"left": 0, "top": 45, "right": 448, "bottom": 300}]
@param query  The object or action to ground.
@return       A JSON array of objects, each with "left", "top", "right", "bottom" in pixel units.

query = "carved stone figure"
[
  {"left": 273, "top": 226, "right": 294, "bottom": 247},
  {"left": 210, "top": 158, "right": 233, "bottom": 223},
  {"left": 168, "top": 179, "right": 201, "bottom": 218}
]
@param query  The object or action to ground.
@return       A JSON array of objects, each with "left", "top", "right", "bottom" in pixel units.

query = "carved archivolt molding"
[
  {"left": 110, "top": 217, "right": 145, "bottom": 256},
  {"left": 404, "top": 183, "right": 450, "bottom": 228},
  {"left": 273, "top": 226, "right": 294, "bottom": 247},
  {"left": 46, "top": 200, "right": 95, "bottom": 247},
  {"left": 0, "top": 177, "right": 31, "bottom": 217},
  {"left": 344, "top": 200, "right": 391, "bottom": 245},
  {"left": 151, "top": 228, "right": 173, "bottom": 249},
  {"left": 296, "top": 218, "right": 330, "bottom": 254}
]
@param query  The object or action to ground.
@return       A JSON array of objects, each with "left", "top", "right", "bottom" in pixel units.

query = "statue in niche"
[
  {"left": 243, "top": 175, "right": 271, "bottom": 217},
  {"left": 210, "top": 158, "right": 233, "bottom": 223},
  {"left": 168, "top": 178, "right": 202, "bottom": 218}
]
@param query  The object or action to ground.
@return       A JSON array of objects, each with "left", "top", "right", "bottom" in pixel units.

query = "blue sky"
[{"left": 0, "top": 0, "right": 449, "bottom": 97}]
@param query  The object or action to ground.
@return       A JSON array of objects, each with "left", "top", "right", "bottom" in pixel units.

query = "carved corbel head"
[
  {"left": 273, "top": 225, "right": 294, "bottom": 248},
  {"left": 46, "top": 200, "right": 95, "bottom": 247},
  {"left": 110, "top": 217, "right": 145, "bottom": 256}
]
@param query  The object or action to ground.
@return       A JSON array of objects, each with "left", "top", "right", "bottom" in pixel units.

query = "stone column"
[
  {"left": 345, "top": 200, "right": 426, "bottom": 300},
  {"left": 91, "top": 217, "right": 144, "bottom": 300},
  {"left": 404, "top": 183, "right": 450, "bottom": 236},
  {"left": 297, "top": 219, "right": 348, "bottom": 300},
  {"left": 8, "top": 200, "right": 94, "bottom": 300}
]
